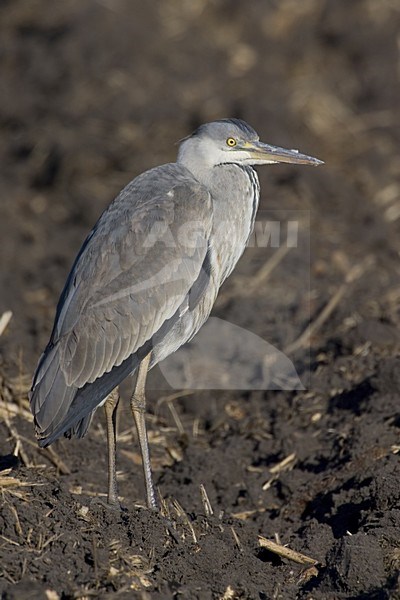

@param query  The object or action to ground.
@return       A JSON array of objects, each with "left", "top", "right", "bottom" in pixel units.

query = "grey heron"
[{"left": 30, "top": 118, "right": 322, "bottom": 509}]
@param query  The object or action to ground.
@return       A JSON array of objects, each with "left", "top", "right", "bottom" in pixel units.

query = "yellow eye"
[{"left": 226, "top": 137, "right": 237, "bottom": 147}]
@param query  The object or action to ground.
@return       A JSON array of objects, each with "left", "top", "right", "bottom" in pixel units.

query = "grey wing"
[
  {"left": 54, "top": 179, "right": 212, "bottom": 389},
  {"left": 30, "top": 169, "right": 213, "bottom": 444}
]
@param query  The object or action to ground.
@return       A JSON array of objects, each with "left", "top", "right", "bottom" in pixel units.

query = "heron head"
[{"left": 178, "top": 118, "right": 323, "bottom": 172}]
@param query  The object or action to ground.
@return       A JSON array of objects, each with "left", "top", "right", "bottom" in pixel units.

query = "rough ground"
[{"left": 1, "top": 1, "right": 400, "bottom": 598}]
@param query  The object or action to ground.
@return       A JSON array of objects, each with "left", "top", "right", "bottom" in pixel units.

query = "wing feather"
[
  {"left": 41, "top": 164, "right": 212, "bottom": 390},
  {"left": 87, "top": 330, "right": 106, "bottom": 384},
  {"left": 69, "top": 330, "right": 89, "bottom": 386}
]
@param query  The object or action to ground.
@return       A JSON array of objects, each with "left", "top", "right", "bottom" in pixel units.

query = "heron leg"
[
  {"left": 130, "top": 352, "right": 156, "bottom": 509},
  {"left": 104, "top": 388, "right": 120, "bottom": 506}
]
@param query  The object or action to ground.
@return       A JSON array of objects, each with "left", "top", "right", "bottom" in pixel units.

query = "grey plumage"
[
  {"left": 30, "top": 118, "right": 322, "bottom": 506},
  {"left": 31, "top": 165, "right": 212, "bottom": 440}
]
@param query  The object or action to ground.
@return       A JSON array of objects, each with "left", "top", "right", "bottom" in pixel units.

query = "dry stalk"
[
  {"left": 171, "top": 498, "right": 198, "bottom": 544},
  {"left": 217, "top": 244, "right": 291, "bottom": 309},
  {"left": 8, "top": 503, "right": 23, "bottom": 536},
  {"left": 0, "top": 400, "right": 33, "bottom": 422},
  {"left": 42, "top": 446, "right": 71, "bottom": 475},
  {"left": 219, "top": 586, "right": 237, "bottom": 600},
  {"left": 199, "top": 483, "right": 214, "bottom": 516},
  {"left": 3, "top": 416, "right": 31, "bottom": 467},
  {"left": 243, "top": 244, "right": 291, "bottom": 297},
  {"left": 230, "top": 526, "right": 243, "bottom": 552},
  {"left": 258, "top": 535, "right": 318, "bottom": 566},
  {"left": 0, "top": 311, "right": 12, "bottom": 336},
  {"left": 269, "top": 452, "right": 297, "bottom": 474},
  {"left": 231, "top": 508, "right": 266, "bottom": 520},
  {"left": 285, "top": 255, "right": 374, "bottom": 355},
  {"left": 45, "top": 590, "right": 61, "bottom": 600},
  {"left": 0, "top": 534, "right": 20, "bottom": 547},
  {"left": 166, "top": 400, "right": 185, "bottom": 435}
]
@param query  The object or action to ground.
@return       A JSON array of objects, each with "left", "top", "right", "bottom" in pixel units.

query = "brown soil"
[{"left": 1, "top": 1, "right": 400, "bottom": 599}]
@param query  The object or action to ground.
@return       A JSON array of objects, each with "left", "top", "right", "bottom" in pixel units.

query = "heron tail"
[
  {"left": 29, "top": 344, "right": 141, "bottom": 447},
  {"left": 29, "top": 344, "right": 81, "bottom": 446}
]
